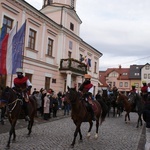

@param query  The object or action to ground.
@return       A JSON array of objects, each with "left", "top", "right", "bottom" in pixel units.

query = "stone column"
[{"left": 66, "top": 71, "right": 72, "bottom": 91}]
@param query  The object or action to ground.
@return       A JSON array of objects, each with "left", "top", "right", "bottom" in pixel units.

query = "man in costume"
[
  {"left": 13, "top": 68, "right": 32, "bottom": 121},
  {"left": 141, "top": 81, "right": 148, "bottom": 102},
  {"left": 78, "top": 74, "right": 95, "bottom": 121}
]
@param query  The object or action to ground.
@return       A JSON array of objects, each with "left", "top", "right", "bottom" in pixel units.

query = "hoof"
[
  {"left": 94, "top": 134, "right": 98, "bottom": 139},
  {"left": 87, "top": 132, "right": 91, "bottom": 138},
  {"left": 70, "top": 144, "right": 74, "bottom": 148},
  {"left": 78, "top": 139, "right": 83, "bottom": 143}
]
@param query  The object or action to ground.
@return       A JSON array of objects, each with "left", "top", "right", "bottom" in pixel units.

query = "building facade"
[
  {"left": 99, "top": 63, "right": 150, "bottom": 94},
  {"left": 0, "top": 0, "right": 102, "bottom": 94}
]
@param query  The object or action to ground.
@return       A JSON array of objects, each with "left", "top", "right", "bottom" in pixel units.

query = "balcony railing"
[{"left": 59, "top": 58, "right": 87, "bottom": 75}]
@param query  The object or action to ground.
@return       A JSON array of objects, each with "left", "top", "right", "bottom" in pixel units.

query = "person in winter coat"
[
  {"left": 43, "top": 90, "right": 50, "bottom": 120},
  {"left": 52, "top": 94, "right": 58, "bottom": 117}
]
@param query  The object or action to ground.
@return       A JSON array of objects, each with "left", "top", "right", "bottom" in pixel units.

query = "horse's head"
[
  {"left": 116, "top": 92, "right": 124, "bottom": 103},
  {"left": 0, "top": 86, "right": 17, "bottom": 107},
  {"left": 65, "top": 86, "right": 79, "bottom": 104}
]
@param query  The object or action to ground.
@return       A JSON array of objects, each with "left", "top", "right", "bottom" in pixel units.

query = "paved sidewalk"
[{"left": 0, "top": 109, "right": 69, "bottom": 134}]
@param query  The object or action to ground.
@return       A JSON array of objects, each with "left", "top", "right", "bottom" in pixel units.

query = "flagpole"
[
  {"left": 10, "top": 22, "right": 18, "bottom": 87},
  {"left": 21, "top": 20, "right": 27, "bottom": 71}
]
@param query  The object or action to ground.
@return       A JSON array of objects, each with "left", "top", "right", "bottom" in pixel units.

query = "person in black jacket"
[{"left": 143, "top": 102, "right": 150, "bottom": 128}]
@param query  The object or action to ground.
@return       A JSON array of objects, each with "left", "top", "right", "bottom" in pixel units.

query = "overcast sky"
[{"left": 25, "top": 0, "right": 150, "bottom": 71}]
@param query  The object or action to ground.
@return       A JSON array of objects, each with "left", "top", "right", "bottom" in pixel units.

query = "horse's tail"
[
  {"left": 97, "top": 99, "right": 108, "bottom": 124},
  {"left": 29, "top": 95, "right": 37, "bottom": 116}
]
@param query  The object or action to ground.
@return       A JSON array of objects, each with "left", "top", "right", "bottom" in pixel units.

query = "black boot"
[
  {"left": 87, "top": 103, "right": 96, "bottom": 121},
  {"left": 23, "top": 101, "right": 30, "bottom": 122}
]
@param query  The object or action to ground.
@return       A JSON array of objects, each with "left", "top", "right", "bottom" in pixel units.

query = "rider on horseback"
[
  {"left": 141, "top": 80, "right": 148, "bottom": 102},
  {"left": 78, "top": 74, "right": 96, "bottom": 121},
  {"left": 12, "top": 68, "right": 32, "bottom": 122},
  {"left": 128, "top": 84, "right": 137, "bottom": 111}
]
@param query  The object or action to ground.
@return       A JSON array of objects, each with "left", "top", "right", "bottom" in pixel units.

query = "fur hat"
[
  {"left": 16, "top": 68, "right": 23, "bottom": 73},
  {"left": 84, "top": 74, "right": 91, "bottom": 79}
]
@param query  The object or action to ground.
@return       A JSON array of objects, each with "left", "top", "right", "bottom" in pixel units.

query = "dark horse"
[
  {"left": 0, "top": 86, "right": 37, "bottom": 148},
  {"left": 116, "top": 92, "right": 144, "bottom": 128},
  {"left": 102, "top": 89, "right": 123, "bottom": 117},
  {"left": 65, "top": 87, "right": 108, "bottom": 148}
]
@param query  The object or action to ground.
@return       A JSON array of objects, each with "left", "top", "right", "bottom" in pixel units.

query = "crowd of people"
[{"left": 32, "top": 88, "right": 71, "bottom": 121}]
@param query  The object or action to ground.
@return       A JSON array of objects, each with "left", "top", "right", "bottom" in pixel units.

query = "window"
[
  {"left": 136, "top": 66, "right": 139, "bottom": 69},
  {"left": 144, "top": 74, "right": 147, "bottom": 79},
  {"left": 134, "top": 83, "right": 139, "bottom": 88},
  {"left": 45, "top": 77, "right": 51, "bottom": 90},
  {"left": 28, "top": 29, "right": 36, "bottom": 49},
  {"left": 68, "top": 51, "right": 71, "bottom": 58},
  {"left": 69, "top": 41, "right": 73, "bottom": 50},
  {"left": 44, "top": 0, "right": 53, "bottom": 5},
  {"left": 148, "top": 74, "right": 150, "bottom": 79},
  {"left": 79, "top": 54, "right": 84, "bottom": 62},
  {"left": 145, "top": 65, "right": 149, "bottom": 70},
  {"left": 122, "top": 73, "right": 127, "bottom": 75},
  {"left": 71, "top": 0, "right": 74, "bottom": 8},
  {"left": 109, "top": 72, "right": 118, "bottom": 77},
  {"left": 94, "top": 62, "right": 97, "bottom": 73},
  {"left": 47, "top": 38, "right": 53, "bottom": 56},
  {"left": 87, "top": 58, "right": 91, "bottom": 71},
  {"left": 113, "top": 82, "right": 116, "bottom": 86},
  {"left": 3, "top": 15, "right": 13, "bottom": 33},
  {"left": 119, "top": 82, "right": 123, "bottom": 87},
  {"left": 124, "top": 82, "right": 128, "bottom": 87},
  {"left": 70, "top": 23, "right": 74, "bottom": 31},
  {"left": 134, "top": 73, "right": 139, "bottom": 76}
]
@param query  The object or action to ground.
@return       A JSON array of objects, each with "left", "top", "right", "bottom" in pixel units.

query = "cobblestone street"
[{"left": 0, "top": 111, "right": 146, "bottom": 150}]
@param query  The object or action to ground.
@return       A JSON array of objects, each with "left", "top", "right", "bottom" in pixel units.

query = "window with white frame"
[
  {"left": 144, "top": 74, "right": 147, "bottom": 79},
  {"left": 145, "top": 65, "right": 149, "bottom": 70},
  {"left": 69, "top": 41, "right": 73, "bottom": 50},
  {"left": 134, "top": 73, "right": 139, "bottom": 76},
  {"left": 124, "top": 82, "right": 128, "bottom": 87},
  {"left": 119, "top": 82, "right": 123, "bottom": 87}
]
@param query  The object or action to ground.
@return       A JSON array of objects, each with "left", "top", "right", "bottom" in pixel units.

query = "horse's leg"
[
  {"left": 71, "top": 122, "right": 81, "bottom": 148},
  {"left": 127, "top": 112, "right": 130, "bottom": 122},
  {"left": 136, "top": 113, "right": 142, "bottom": 128},
  {"left": 125, "top": 113, "right": 128, "bottom": 123},
  {"left": 87, "top": 120, "right": 93, "bottom": 138},
  {"left": 95, "top": 117, "right": 100, "bottom": 139},
  {"left": 78, "top": 128, "right": 83, "bottom": 142},
  {"left": 1, "top": 107, "right": 6, "bottom": 125},
  {"left": 7, "top": 119, "right": 16, "bottom": 148},
  {"left": 27, "top": 115, "right": 34, "bottom": 135},
  {"left": 12, "top": 120, "right": 17, "bottom": 142}
]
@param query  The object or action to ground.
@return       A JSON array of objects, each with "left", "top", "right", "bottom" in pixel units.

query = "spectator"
[
  {"left": 33, "top": 91, "right": 42, "bottom": 117},
  {"left": 47, "top": 88, "right": 54, "bottom": 118},
  {"left": 52, "top": 94, "right": 58, "bottom": 117},
  {"left": 62, "top": 92, "right": 70, "bottom": 115},
  {"left": 57, "top": 91, "right": 63, "bottom": 109},
  {"left": 32, "top": 88, "right": 37, "bottom": 95},
  {"left": 43, "top": 90, "right": 50, "bottom": 120}
]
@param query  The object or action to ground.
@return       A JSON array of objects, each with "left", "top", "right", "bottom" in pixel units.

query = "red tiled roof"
[{"left": 99, "top": 67, "right": 130, "bottom": 87}]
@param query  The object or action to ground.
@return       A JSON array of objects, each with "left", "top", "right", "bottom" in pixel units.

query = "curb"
[{"left": 145, "top": 128, "right": 150, "bottom": 150}]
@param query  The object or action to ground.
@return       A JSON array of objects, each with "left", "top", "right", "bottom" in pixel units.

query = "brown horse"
[
  {"left": 0, "top": 86, "right": 37, "bottom": 148},
  {"left": 65, "top": 87, "right": 107, "bottom": 148},
  {"left": 116, "top": 92, "right": 144, "bottom": 128}
]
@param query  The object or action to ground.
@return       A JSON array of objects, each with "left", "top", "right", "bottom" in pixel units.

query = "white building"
[{"left": 0, "top": 0, "right": 102, "bottom": 94}]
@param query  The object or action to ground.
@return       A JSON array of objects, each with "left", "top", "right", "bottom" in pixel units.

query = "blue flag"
[
  {"left": 12, "top": 22, "right": 26, "bottom": 74},
  {"left": 0, "top": 25, "right": 7, "bottom": 41}
]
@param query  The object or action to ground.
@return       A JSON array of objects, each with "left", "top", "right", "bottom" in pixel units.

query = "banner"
[{"left": 0, "top": 21, "right": 26, "bottom": 74}]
